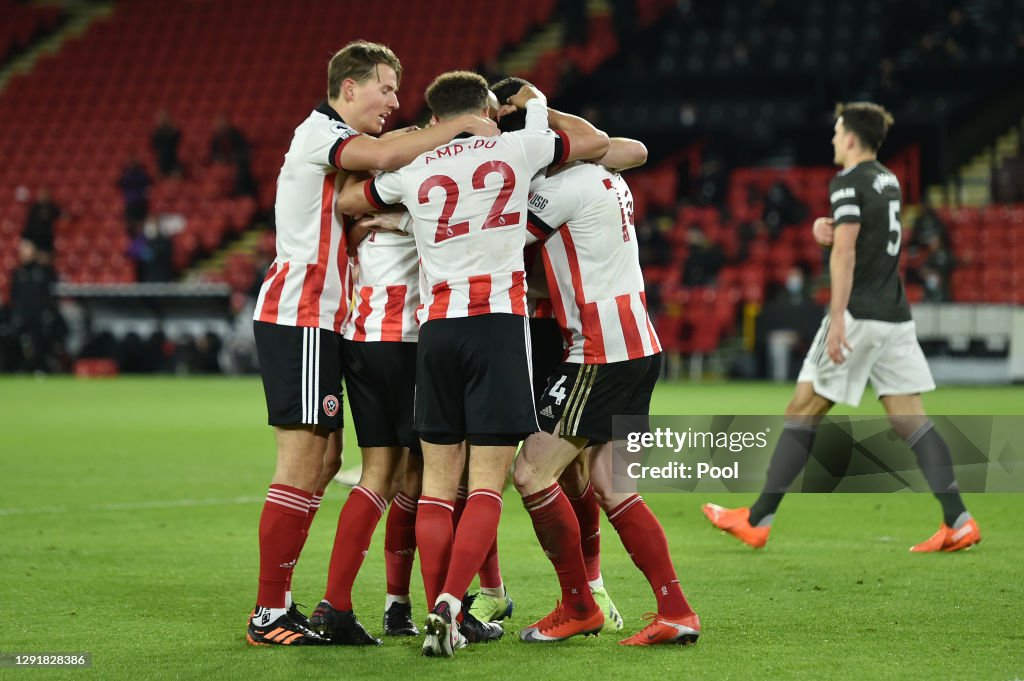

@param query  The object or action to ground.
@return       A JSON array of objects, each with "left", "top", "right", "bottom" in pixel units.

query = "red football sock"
[
  {"left": 523, "top": 484, "right": 597, "bottom": 617},
  {"left": 416, "top": 496, "right": 454, "bottom": 609},
  {"left": 323, "top": 486, "right": 386, "bottom": 610},
  {"left": 477, "top": 537, "right": 502, "bottom": 590},
  {"left": 385, "top": 491, "right": 418, "bottom": 597},
  {"left": 566, "top": 482, "right": 602, "bottom": 583},
  {"left": 607, "top": 495, "right": 694, "bottom": 619},
  {"left": 285, "top": 489, "right": 323, "bottom": 595},
  {"left": 452, "top": 486, "right": 468, "bottom": 527},
  {"left": 257, "top": 484, "right": 313, "bottom": 609},
  {"left": 440, "top": 489, "right": 504, "bottom": 606}
]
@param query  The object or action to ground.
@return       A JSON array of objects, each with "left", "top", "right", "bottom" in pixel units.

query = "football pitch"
[{"left": 2, "top": 377, "right": 1022, "bottom": 680}]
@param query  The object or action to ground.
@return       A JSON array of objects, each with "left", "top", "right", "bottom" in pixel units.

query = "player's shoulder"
[
  {"left": 301, "top": 103, "right": 359, "bottom": 141},
  {"left": 500, "top": 128, "right": 558, "bottom": 148},
  {"left": 532, "top": 161, "right": 597, "bottom": 193},
  {"left": 832, "top": 160, "right": 897, "bottom": 191}
]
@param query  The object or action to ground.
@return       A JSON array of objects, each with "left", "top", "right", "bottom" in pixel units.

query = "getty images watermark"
[{"left": 611, "top": 415, "right": 1024, "bottom": 494}]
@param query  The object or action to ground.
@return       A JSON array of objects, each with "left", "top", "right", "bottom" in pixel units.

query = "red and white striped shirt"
[
  {"left": 528, "top": 163, "right": 661, "bottom": 364},
  {"left": 343, "top": 214, "right": 420, "bottom": 343},
  {"left": 254, "top": 103, "right": 361, "bottom": 331},
  {"left": 366, "top": 129, "right": 567, "bottom": 325}
]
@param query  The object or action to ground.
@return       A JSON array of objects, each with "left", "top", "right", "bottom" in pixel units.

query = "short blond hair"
[{"left": 327, "top": 40, "right": 402, "bottom": 99}]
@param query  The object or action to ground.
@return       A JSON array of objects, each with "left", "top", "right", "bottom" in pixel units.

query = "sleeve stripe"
[
  {"left": 527, "top": 211, "right": 555, "bottom": 235},
  {"left": 329, "top": 133, "right": 362, "bottom": 170},
  {"left": 365, "top": 178, "right": 387, "bottom": 210},
  {"left": 552, "top": 129, "right": 570, "bottom": 166},
  {"left": 833, "top": 204, "right": 861, "bottom": 219}
]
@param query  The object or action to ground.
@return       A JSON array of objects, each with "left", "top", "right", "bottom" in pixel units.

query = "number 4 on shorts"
[{"left": 548, "top": 375, "right": 568, "bottom": 405}]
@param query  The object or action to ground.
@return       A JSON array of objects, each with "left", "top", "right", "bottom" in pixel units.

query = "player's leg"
[
  {"left": 418, "top": 439, "right": 468, "bottom": 656},
  {"left": 703, "top": 313, "right": 860, "bottom": 546},
  {"left": 424, "top": 315, "right": 533, "bottom": 656},
  {"left": 466, "top": 453, "right": 514, "bottom": 623},
  {"left": 313, "top": 338, "right": 412, "bottom": 644},
  {"left": 312, "top": 445, "right": 400, "bottom": 645},
  {"left": 558, "top": 450, "right": 622, "bottom": 630},
  {"left": 417, "top": 440, "right": 465, "bottom": 602},
  {"left": 513, "top": 430, "right": 603, "bottom": 641},
  {"left": 586, "top": 355, "right": 700, "bottom": 646},
  {"left": 468, "top": 314, "right": 566, "bottom": 625},
  {"left": 384, "top": 448, "right": 422, "bottom": 636},
  {"left": 428, "top": 441, "right": 514, "bottom": 652},
  {"left": 248, "top": 322, "right": 342, "bottom": 645},
  {"left": 588, "top": 442, "right": 700, "bottom": 645},
  {"left": 871, "top": 322, "right": 980, "bottom": 551},
  {"left": 473, "top": 515, "right": 508, "bottom": 620},
  {"left": 261, "top": 425, "right": 331, "bottom": 619},
  {"left": 559, "top": 454, "right": 600, "bottom": 582},
  {"left": 284, "top": 429, "right": 341, "bottom": 629}
]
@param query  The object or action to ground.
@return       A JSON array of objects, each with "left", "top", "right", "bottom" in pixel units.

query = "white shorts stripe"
[
  {"left": 300, "top": 327, "right": 309, "bottom": 423},
  {"left": 523, "top": 316, "right": 539, "bottom": 430},
  {"left": 312, "top": 327, "right": 321, "bottom": 426}
]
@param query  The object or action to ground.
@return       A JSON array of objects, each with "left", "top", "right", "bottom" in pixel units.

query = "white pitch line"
[{"left": 0, "top": 495, "right": 265, "bottom": 517}]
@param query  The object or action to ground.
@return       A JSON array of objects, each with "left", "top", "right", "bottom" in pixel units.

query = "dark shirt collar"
[{"left": 316, "top": 101, "right": 345, "bottom": 123}]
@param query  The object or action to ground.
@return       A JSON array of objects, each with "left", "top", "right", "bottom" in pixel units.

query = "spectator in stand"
[
  {"left": 127, "top": 217, "right": 175, "bottom": 282},
  {"left": 762, "top": 181, "right": 807, "bottom": 237},
  {"left": 210, "top": 114, "right": 257, "bottom": 197},
  {"left": 210, "top": 113, "right": 251, "bottom": 164},
  {"left": 914, "top": 233, "right": 956, "bottom": 302},
  {"left": 636, "top": 217, "right": 671, "bottom": 268},
  {"left": 681, "top": 225, "right": 725, "bottom": 286},
  {"left": 908, "top": 201, "right": 948, "bottom": 251},
  {"left": 9, "top": 238, "right": 65, "bottom": 373},
  {"left": 992, "top": 153, "right": 1024, "bottom": 203},
  {"left": 152, "top": 110, "right": 182, "bottom": 177},
  {"left": 118, "top": 157, "right": 152, "bottom": 226},
  {"left": 757, "top": 266, "right": 822, "bottom": 381},
  {"left": 22, "top": 187, "right": 59, "bottom": 262}
]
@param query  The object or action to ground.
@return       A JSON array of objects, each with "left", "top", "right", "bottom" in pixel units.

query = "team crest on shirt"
[{"left": 323, "top": 395, "right": 340, "bottom": 417}]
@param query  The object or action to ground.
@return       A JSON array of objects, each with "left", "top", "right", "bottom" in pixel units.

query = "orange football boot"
[
  {"left": 909, "top": 518, "right": 981, "bottom": 553},
  {"left": 619, "top": 612, "right": 701, "bottom": 646},
  {"left": 519, "top": 601, "right": 604, "bottom": 642},
  {"left": 701, "top": 503, "right": 770, "bottom": 548}
]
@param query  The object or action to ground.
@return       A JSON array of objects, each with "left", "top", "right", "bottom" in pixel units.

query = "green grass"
[{"left": 1, "top": 377, "right": 1022, "bottom": 680}]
